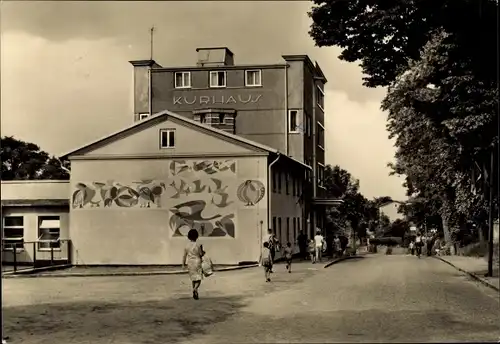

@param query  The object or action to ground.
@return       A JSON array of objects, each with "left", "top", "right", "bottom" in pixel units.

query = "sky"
[{"left": 0, "top": 1, "right": 406, "bottom": 220}]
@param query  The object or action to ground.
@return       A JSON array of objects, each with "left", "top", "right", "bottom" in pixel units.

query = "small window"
[
  {"left": 38, "top": 216, "right": 61, "bottom": 251},
  {"left": 245, "top": 70, "right": 262, "bottom": 87},
  {"left": 317, "top": 85, "right": 325, "bottom": 110},
  {"left": 139, "top": 113, "right": 149, "bottom": 121},
  {"left": 209, "top": 71, "right": 226, "bottom": 88},
  {"left": 160, "top": 129, "right": 176, "bottom": 148},
  {"left": 278, "top": 171, "right": 282, "bottom": 193},
  {"left": 293, "top": 218, "right": 296, "bottom": 239},
  {"left": 317, "top": 163, "right": 325, "bottom": 186},
  {"left": 199, "top": 114, "right": 207, "bottom": 124},
  {"left": 288, "top": 110, "right": 299, "bottom": 133},
  {"left": 317, "top": 124, "right": 325, "bottom": 149},
  {"left": 272, "top": 217, "right": 277, "bottom": 235},
  {"left": 286, "top": 217, "right": 290, "bottom": 243},
  {"left": 2, "top": 216, "right": 24, "bottom": 251},
  {"left": 175, "top": 72, "right": 191, "bottom": 88},
  {"left": 219, "top": 113, "right": 225, "bottom": 124},
  {"left": 278, "top": 218, "right": 282, "bottom": 241}
]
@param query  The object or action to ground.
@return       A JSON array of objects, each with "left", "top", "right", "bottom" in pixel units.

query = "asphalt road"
[{"left": 3, "top": 255, "right": 499, "bottom": 343}]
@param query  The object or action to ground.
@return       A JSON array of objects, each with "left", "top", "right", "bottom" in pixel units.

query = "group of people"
[{"left": 408, "top": 232, "right": 442, "bottom": 257}]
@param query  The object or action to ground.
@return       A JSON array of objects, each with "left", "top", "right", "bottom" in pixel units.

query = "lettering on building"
[{"left": 173, "top": 94, "right": 262, "bottom": 105}]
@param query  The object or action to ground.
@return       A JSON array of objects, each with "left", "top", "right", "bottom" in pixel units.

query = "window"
[
  {"left": 272, "top": 170, "right": 277, "bottom": 192},
  {"left": 2, "top": 216, "right": 24, "bottom": 251},
  {"left": 285, "top": 173, "right": 289, "bottom": 195},
  {"left": 293, "top": 218, "right": 296, "bottom": 240},
  {"left": 317, "top": 85, "right": 325, "bottom": 110},
  {"left": 199, "top": 114, "right": 207, "bottom": 124},
  {"left": 317, "top": 163, "right": 325, "bottom": 186},
  {"left": 38, "top": 216, "right": 61, "bottom": 251},
  {"left": 210, "top": 71, "right": 226, "bottom": 88},
  {"left": 278, "top": 171, "right": 282, "bottom": 193},
  {"left": 139, "top": 113, "right": 149, "bottom": 121},
  {"left": 245, "top": 70, "right": 262, "bottom": 87},
  {"left": 175, "top": 72, "right": 191, "bottom": 88},
  {"left": 160, "top": 129, "right": 176, "bottom": 148},
  {"left": 305, "top": 114, "right": 312, "bottom": 137},
  {"left": 219, "top": 113, "right": 225, "bottom": 124},
  {"left": 288, "top": 110, "right": 299, "bottom": 133},
  {"left": 286, "top": 217, "right": 290, "bottom": 243},
  {"left": 317, "top": 123, "right": 325, "bottom": 149},
  {"left": 272, "top": 217, "right": 277, "bottom": 235},
  {"left": 278, "top": 218, "right": 282, "bottom": 242}
]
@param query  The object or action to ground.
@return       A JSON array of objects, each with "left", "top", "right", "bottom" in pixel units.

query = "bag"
[
  {"left": 262, "top": 257, "right": 271, "bottom": 267},
  {"left": 201, "top": 255, "right": 214, "bottom": 277}
]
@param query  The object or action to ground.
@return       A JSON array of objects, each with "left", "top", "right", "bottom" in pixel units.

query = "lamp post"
[{"left": 486, "top": 145, "right": 496, "bottom": 277}]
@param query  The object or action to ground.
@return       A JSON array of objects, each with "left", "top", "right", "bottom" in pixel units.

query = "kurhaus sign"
[{"left": 173, "top": 94, "right": 262, "bottom": 105}]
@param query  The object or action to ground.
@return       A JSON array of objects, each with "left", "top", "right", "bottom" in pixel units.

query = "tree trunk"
[{"left": 442, "top": 216, "right": 451, "bottom": 245}]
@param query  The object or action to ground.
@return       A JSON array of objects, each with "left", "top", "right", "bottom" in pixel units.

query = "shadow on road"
[{"left": 3, "top": 295, "right": 246, "bottom": 344}]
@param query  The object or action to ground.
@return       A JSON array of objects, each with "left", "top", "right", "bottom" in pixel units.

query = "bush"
[
  {"left": 386, "top": 247, "right": 393, "bottom": 255},
  {"left": 370, "top": 237, "right": 402, "bottom": 247}
]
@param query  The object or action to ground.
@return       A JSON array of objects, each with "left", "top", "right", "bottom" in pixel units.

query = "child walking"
[
  {"left": 308, "top": 239, "right": 316, "bottom": 263},
  {"left": 283, "top": 242, "right": 293, "bottom": 273},
  {"left": 260, "top": 242, "right": 273, "bottom": 282}
]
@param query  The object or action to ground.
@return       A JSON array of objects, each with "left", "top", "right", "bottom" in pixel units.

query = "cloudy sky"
[{"left": 0, "top": 1, "right": 406, "bottom": 219}]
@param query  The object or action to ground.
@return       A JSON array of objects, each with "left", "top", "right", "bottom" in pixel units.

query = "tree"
[
  {"left": 308, "top": 0, "right": 497, "bottom": 88},
  {"left": 386, "top": 218, "right": 410, "bottom": 239},
  {"left": 1, "top": 136, "right": 70, "bottom": 180}
]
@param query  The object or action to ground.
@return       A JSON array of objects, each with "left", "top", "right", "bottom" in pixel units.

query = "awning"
[
  {"left": 312, "top": 198, "right": 344, "bottom": 206},
  {"left": 1, "top": 199, "right": 69, "bottom": 207},
  {"left": 39, "top": 220, "right": 61, "bottom": 229}
]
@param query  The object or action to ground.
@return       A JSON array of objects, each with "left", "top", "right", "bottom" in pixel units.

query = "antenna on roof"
[{"left": 149, "top": 25, "right": 155, "bottom": 60}]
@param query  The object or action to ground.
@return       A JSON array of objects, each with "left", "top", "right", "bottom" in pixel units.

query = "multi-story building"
[{"left": 130, "top": 47, "right": 329, "bottom": 238}]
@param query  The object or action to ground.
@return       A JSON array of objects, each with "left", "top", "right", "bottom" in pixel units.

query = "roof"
[
  {"left": 196, "top": 47, "right": 235, "bottom": 56},
  {"left": 60, "top": 109, "right": 311, "bottom": 170},
  {"left": 1, "top": 199, "right": 69, "bottom": 207}
]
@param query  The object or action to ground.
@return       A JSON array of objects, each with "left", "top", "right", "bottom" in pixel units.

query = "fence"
[{"left": 1, "top": 239, "right": 72, "bottom": 273}]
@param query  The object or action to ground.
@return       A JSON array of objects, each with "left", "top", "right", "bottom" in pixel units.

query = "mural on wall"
[
  {"left": 72, "top": 159, "right": 245, "bottom": 238},
  {"left": 237, "top": 180, "right": 265, "bottom": 206}
]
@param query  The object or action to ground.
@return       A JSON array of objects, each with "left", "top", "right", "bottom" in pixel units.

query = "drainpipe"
[
  {"left": 311, "top": 80, "right": 317, "bottom": 237},
  {"left": 284, "top": 66, "right": 289, "bottom": 156},
  {"left": 148, "top": 67, "right": 153, "bottom": 116},
  {"left": 268, "top": 153, "right": 281, "bottom": 232}
]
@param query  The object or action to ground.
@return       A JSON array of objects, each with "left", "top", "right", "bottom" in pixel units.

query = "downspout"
[
  {"left": 148, "top": 67, "right": 153, "bottom": 116},
  {"left": 284, "top": 66, "right": 289, "bottom": 156},
  {"left": 311, "top": 80, "right": 317, "bottom": 236},
  {"left": 268, "top": 153, "right": 281, "bottom": 232}
]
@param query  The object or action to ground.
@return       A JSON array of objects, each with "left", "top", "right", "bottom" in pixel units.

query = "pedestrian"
[
  {"left": 314, "top": 230, "right": 325, "bottom": 263},
  {"left": 297, "top": 230, "right": 308, "bottom": 260},
  {"left": 260, "top": 241, "right": 273, "bottom": 282},
  {"left": 308, "top": 239, "right": 316, "bottom": 263},
  {"left": 182, "top": 229, "right": 204, "bottom": 300},
  {"left": 333, "top": 235, "right": 341, "bottom": 258},
  {"left": 409, "top": 241, "right": 415, "bottom": 255},
  {"left": 283, "top": 242, "right": 293, "bottom": 273},
  {"left": 264, "top": 229, "right": 278, "bottom": 272},
  {"left": 415, "top": 232, "right": 423, "bottom": 257}
]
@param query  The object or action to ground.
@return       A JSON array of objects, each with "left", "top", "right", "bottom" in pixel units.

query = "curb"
[
  {"left": 2, "top": 264, "right": 259, "bottom": 279},
  {"left": 324, "top": 255, "right": 364, "bottom": 268},
  {"left": 434, "top": 256, "right": 499, "bottom": 292}
]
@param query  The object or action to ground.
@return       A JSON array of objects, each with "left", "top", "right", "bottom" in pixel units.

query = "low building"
[
  {"left": 26, "top": 109, "right": 306, "bottom": 266},
  {"left": 1, "top": 180, "right": 71, "bottom": 267}
]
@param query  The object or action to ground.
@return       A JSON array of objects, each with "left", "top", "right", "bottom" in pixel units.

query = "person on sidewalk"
[
  {"left": 415, "top": 233, "right": 424, "bottom": 257},
  {"left": 308, "top": 239, "right": 316, "bottom": 263},
  {"left": 260, "top": 241, "right": 273, "bottom": 282},
  {"left": 409, "top": 241, "right": 415, "bottom": 255},
  {"left": 182, "top": 229, "right": 205, "bottom": 300},
  {"left": 283, "top": 242, "right": 293, "bottom": 273},
  {"left": 297, "top": 230, "right": 308, "bottom": 260},
  {"left": 314, "top": 230, "right": 325, "bottom": 263},
  {"left": 333, "top": 235, "right": 341, "bottom": 258},
  {"left": 264, "top": 229, "right": 278, "bottom": 273}
]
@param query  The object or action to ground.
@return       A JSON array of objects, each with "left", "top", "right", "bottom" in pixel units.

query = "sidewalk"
[{"left": 435, "top": 255, "right": 499, "bottom": 291}]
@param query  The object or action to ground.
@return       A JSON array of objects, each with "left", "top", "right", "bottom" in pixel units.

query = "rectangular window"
[
  {"left": 160, "top": 129, "right": 176, "bottom": 148},
  {"left": 317, "top": 85, "right": 325, "bottom": 110},
  {"left": 278, "top": 171, "right": 282, "bottom": 193},
  {"left": 174, "top": 72, "right": 191, "bottom": 88},
  {"left": 38, "top": 216, "right": 61, "bottom": 251},
  {"left": 286, "top": 217, "right": 290, "bottom": 244},
  {"left": 139, "top": 113, "right": 149, "bottom": 121},
  {"left": 272, "top": 217, "right": 277, "bottom": 235},
  {"left": 307, "top": 115, "right": 312, "bottom": 137},
  {"left": 293, "top": 218, "right": 296, "bottom": 240},
  {"left": 317, "top": 122, "right": 325, "bottom": 149},
  {"left": 288, "top": 110, "right": 299, "bottom": 133},
  {"left": 245, "top": 70, "right": 262, "bottom": 87},
  {"left": 209, "top": 71, "right": 226, "bottom": 88},
  {"left": 2, "top": 216, "right": 24, "bottom": 251},
  {"left": 285, "top": 173, "right": 289, "bottom": 195},
  {"left": 317, "top": 163, "right": 325, "bottom": 186},
  {"left": 278, "top": 218, "right": 282, "bottom": 242}
]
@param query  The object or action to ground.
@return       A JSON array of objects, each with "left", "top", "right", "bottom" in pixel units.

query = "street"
[{"left": 3, "top": 255, "right": 499, "bottom": 344}]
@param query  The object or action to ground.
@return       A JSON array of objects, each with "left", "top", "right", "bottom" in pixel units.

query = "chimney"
[
  {"left": 196, "top": 47, "right": 234, "bottom": 67},
  {"left": 192, "top": 109, "right": 237, "bottom": 134}
]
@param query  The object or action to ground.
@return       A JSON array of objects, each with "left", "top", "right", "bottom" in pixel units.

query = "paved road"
[{"left": 3, "top": 255, "right": 499, "bottom": 343}]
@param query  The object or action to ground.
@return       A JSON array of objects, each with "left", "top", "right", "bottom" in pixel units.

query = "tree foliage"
[{"left": 1, "top": 136, "right": 70, "bottom": 180}]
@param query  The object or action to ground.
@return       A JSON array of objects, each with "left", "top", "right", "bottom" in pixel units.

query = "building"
[
  {"left": 130, "top": 47, "right": 329, "bottom": 237},
  {"left": 2, "top": 47, "right": 336, "bottom": 267},
  {"left": 1, "top": 180, "right": 71, "bottom": 267}
]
